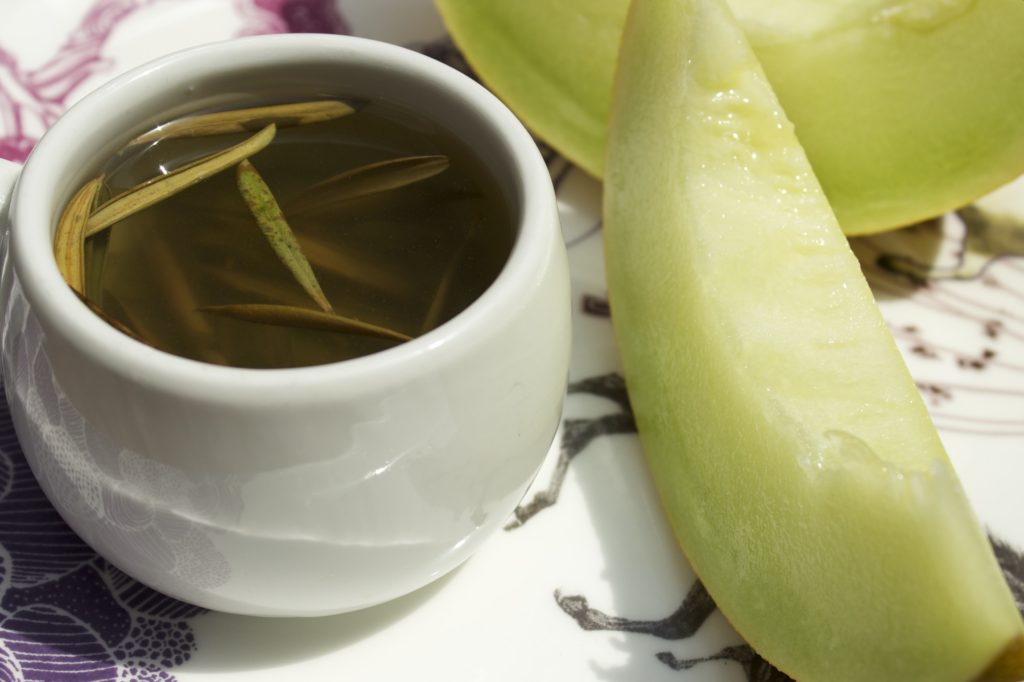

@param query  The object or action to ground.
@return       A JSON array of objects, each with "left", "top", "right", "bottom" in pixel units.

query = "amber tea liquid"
[{"left": 81, "top": 99, "right": 514, "bottom": 368}]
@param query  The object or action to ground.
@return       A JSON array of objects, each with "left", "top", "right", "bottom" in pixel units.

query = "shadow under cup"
[{"left": 2, "top": 35, "right": 570, "bottom": 615}]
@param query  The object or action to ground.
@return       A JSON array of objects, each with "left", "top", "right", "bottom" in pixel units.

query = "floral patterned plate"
[{"left": 0, "top": 1, "right": 1022, "bottom": 680}]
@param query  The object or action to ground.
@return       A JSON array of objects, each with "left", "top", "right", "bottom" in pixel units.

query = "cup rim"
[{"left": 10, "top": 34, "right": 557, "bottom": 404}]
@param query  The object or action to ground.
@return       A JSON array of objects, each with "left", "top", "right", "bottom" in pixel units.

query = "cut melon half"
[
  {"left": 602, "top": 0, "right": 1024, "bottom": 679},
  {"left": 437, "top": 0, "right": 1024, "bottom": 234}
]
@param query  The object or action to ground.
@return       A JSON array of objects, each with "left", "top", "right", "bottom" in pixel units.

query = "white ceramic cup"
[{"left": 0, "top": 34, "right": 570, "bottom": 616}]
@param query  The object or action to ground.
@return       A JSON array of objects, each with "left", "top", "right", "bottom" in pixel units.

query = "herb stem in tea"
[
  {"left": 286, "top": 155, "right": 449, "bottom": 217},
  {"left": 73, "top": 291, "right": 144, "bottom": 342},
  {"left": 129, "top": 100, "right": 355, "bottom": 145},
  {"left": 236, "top": 158, "right": 333, "bottom": 313},
  {"left": 150, "top": 236, "right": 229, "bottom": 364},
  {"left": 70, "top": 96, "right": 509, "bottom": 369},
  {"left": 98, "top": 292, "right": 159, "bottom": 346},
  {"left": 53, "top": 177, "right": 103, "bottom": 293},
  {"left": 85, "top": 124, "right": 278, "bottom": 237},
  {"left": 83, "top": 237, "right": 105, "bottom": 305},
  {"left": 199, "top": 303, "right": 411, "bottom": 343},
  {"left": 297, "top": 232, "right": 411, "bottom": 298},
  {"left": 205, "top": 267, "right": 299, "bottom": 306},
  {"left": 421, "top": 227, "right": 473, "bottom": 334}
]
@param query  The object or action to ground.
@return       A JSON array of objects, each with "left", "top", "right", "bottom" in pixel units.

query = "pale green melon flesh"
[
  {"left": 603, "top": 0, "right": 1024, "bottom": 680},
  {"left": 436, "top": 0, "right": 1024, "bottom": 235}
]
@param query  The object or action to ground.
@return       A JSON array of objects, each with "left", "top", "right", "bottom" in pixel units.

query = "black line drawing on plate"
[
  {"left": 556, "top": 536, "right": 1024, "bottom": 681},
  {"left": 505, "top": 373, "right": 636, "bottom": 530},
  {"left": 417, "top": 37, "right": 478, "bottom": 84},
  {"left": 558, "top": 577, "right": 715, "bottom": 640},
  {"left": 581, "top": 293, "right": 610, "bottom": 317},
  {"left": 992, "top": 536, "right": 1024, "bottom": 613},
  {"left": 857, "top": 204, "right": 1024, "bottom": 436},
  {"left": 877, "top": 205, "right": 1024, "bottom": 283},
  {"left": 557, "top": 578, "right": 790, "bottom": 680},
  {"left": 657, "top": 644, "right": 790, "bottom": 682}
]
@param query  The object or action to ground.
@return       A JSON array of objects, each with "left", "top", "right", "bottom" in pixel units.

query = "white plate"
[{"left": 0, "top": 2, "right": 1021, "bottom": 681}]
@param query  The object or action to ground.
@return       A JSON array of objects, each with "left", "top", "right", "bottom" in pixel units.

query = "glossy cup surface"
[{"left": 0, "top": 34, "right": 570, "bottom": 616}]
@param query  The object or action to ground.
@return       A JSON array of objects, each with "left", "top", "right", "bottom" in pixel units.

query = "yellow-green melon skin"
[
  {"left": 753, "top": 0, "right": 1024, "bottom": 234},
  {"left": 603, "top": 0, "right": 1024, "bottom": 680},
  {"left": 437, "top": 0, "right": 1024, "bottom": 235}
]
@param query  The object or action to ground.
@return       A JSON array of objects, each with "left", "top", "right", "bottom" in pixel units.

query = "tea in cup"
[{"left": 0, "top": 34, "right": 570, "bottom": 616}]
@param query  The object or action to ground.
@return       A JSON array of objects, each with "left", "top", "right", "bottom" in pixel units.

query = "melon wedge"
[
  {"left": 436, "top": 0, "right": 1024, "bottom": 235},
  {"left": 602, "top": 0, "right": 1024, "bottom": 680}
]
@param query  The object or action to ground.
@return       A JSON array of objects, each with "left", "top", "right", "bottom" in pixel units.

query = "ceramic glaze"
[{"left": 0, "top": 34, "right": 570, "bottom": 616}]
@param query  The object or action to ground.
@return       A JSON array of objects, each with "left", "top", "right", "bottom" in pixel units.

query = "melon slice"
[
  {"left": 602, "top": 0, "right": 1024, "bottom": 679},
  {"left": 436, "top": 0, "right": 1024, "bottom": 235}
]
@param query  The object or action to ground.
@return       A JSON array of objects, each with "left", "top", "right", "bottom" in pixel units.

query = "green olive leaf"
[
  {"left": 54, "top": 177, "right": 103, "bottom": 293},
  {"left": 199, "top": 303, "right": 411, "bottom": 343},
  {"left": 86, "top": 124, "right": 277, "bottom": 237},
  {"left": 130, "top": 100, "right": 354, "bottom": 145},
  {"left": 236, "top": 158, "right": 333, "bottom": 313}
]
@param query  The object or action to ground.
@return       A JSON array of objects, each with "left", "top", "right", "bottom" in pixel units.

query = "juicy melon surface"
[{"left": 602, "top": 0, "right": 1024, "bottom": 680}]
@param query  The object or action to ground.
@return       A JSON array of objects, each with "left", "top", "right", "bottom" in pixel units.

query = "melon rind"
[{"left": 437, "top": 0, "right": 1024, "bottom": 235}]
